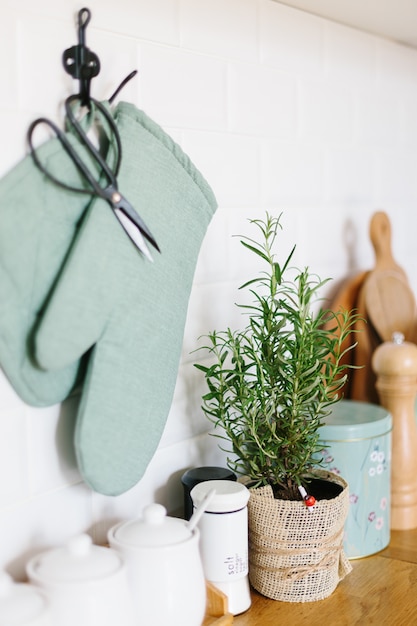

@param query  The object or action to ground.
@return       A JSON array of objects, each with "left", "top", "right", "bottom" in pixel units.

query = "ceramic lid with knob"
[
  {"left": 110, "top": 503, "right": 193, "bottom": 547},
  {"left": 0, "top": 572, "right": 51, "bottom": 625},
  {"left": 27, "top": 534, "right": 124, "bottom": 584}
]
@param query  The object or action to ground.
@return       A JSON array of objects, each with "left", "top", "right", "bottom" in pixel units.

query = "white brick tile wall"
[
  {"left": 356, "top": 86, "right": 403, "bottom": 148},
  {"left": 324, "top": 22, "right": 376, "bottom": 88},
  {"left": 139, "top": 42, "right": 228, "bottom": 129},
  {"left": 402, "top": 93, "right": 417, "bottom": 148},
  {"left": 180, "top": 0, "right": 258, "bottom": 62},
  {"left": 181, "top": 130, "right": 261, "bottom": 208},
  {"left": 228, "top": 62, "right": 297, "bottom": 138},
  {"left": 259, "top": 0, "right": 324, "bottom": 76},
  {"left": 17, "top": 18, "right": 76, "bottom": 117},
  {"left": 260, "top": 139, "right": 324, "bottom": 206},
  {"left": 0, "top": 12, "right": 18, "bottom": 110},
  {"left": 92, "top": 0, "right": 180, "bottom": 44},
  {"left": 298, "top": 79, "right": 354, "bottom": 143},
  {"left": 27, "top": 398, "right": 81, "bottom": 496},
  {"left": 324, "top": 148, "right": 375, "bottom": 207},
  {"left": 1, "top": 0, "right": 417, "bottom": 577},
  {"left": 1, "top": 485, "right": 93, "bottom": 581},
  {"left": 0, "top": 408, "right": 29, "bottom": 506}
]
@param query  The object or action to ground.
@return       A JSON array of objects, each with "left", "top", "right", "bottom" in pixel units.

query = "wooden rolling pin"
[{"left": 372, "top": 333, "right": 417, "bottom": 530}]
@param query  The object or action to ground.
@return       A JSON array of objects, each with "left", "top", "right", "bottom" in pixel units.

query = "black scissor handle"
[
  {"left": 27, "top": 96, "right": 121, "bottom": 198},
  {"left": 27, "top": 116, "right": 96, "bottom": 194},
  {"left": 65, "top": 95, "right": 122, "bottom": 182}
]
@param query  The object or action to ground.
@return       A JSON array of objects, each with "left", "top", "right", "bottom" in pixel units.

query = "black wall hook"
[{"left": 62, "top": 7, "right": 100, "bottom": 107}]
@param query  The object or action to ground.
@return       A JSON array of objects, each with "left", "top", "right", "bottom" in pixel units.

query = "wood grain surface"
[{"left": 231, "top": 529, "right": 417, "bottom": 625}]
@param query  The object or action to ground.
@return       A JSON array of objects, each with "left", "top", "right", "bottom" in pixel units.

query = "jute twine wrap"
[{"left": 248, "top": 470, "right": 352, "bottom": 602}]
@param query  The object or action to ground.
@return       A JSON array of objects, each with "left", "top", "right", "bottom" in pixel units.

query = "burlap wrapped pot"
[{"left": 248, "top": 470, "right": 352, "bottom": 602}]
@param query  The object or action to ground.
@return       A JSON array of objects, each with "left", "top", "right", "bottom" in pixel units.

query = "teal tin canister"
[{"left": 318, "top": 400, "right": 392, "bottom": 559}]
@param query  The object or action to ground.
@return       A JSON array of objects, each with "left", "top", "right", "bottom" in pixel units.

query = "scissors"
[{"left": 27, "top": 94, "right": 160, "bottom": 261}]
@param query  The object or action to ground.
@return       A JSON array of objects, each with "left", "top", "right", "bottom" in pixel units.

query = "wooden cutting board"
[
  {"left": 324, "top": 211, "right": 417, "bottom": 404},
  {"left": 364, "top": 211, "right": 416, "bottom": 343},
  {"left": 350, "top": 211, "right": 417, "bottom": 403}
]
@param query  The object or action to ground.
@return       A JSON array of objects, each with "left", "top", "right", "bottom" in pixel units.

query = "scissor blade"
[
  {"left": 103, "top": 185, "right": 160, "bottom": 256},
  {"left": 114, "top": 208, "right": 154, "bottom": 262}
]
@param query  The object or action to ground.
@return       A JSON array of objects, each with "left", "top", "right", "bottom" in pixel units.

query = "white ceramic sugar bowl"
[
  {"left": 108, "top": 503, "right": 206, "bottom": 626},
  {"left": 26, "top": 534, "right": 135, "bottom": 626},
  {"left": 0, "top": 572, "right": 52, "bottom": 626}
]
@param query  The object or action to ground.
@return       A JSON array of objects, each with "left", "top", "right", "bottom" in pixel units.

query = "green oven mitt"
[
  {"left": 35, "top": 103, "right": 217, "bottom": 495},
  {"left": 0, "top": 108, "right": 117, "bottom": 406}
]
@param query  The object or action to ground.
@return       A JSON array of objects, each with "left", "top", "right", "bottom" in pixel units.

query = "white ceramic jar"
[
  {"left": 108, "top": 503, "right": 206, "bottom": 626},
  {"left": 26, "top": 534, "right": 135, "bottom": 626},
  {"left": 0, "top": 572, "right": 52, "bottom": 626}
]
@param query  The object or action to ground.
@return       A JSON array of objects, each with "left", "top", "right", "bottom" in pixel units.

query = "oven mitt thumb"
[
  {"left": 0, "top": 107, "right": 117, "bottom": 406},
  {"left": 35, "top": 103, "right": 217, "bottom": 495}
]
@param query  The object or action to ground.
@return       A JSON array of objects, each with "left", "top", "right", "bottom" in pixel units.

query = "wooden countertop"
[{"left": 232, "top": 529, "right": 417, "bottom": 625}]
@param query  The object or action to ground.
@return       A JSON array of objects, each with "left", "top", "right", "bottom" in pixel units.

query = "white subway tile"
[
  {"left": 260, "top": 139, "right": 324, "bottom": 206},
  {"left": 0, "top": 369, "right": 29, "bottom": 412},
  {"left": 0, "top": 13, "right": 18, "bottom": 109},
  {"left": 324, "top": 148, "right": 375, "bottom": 206},
  {"left": 259, "top": 0, "right": 324, "bottom": 77},
  {"left": 375, "top": 149, "right": 417, "bottom": 207},
  {"left": 180, "top": 0, "right": 258, "bottom": 62},
  {"left": 296, "top": 206, "right": 350, "bottom": 269},
  {"left": 376, "top": 38, "right": 417, "bottom": 93},
  {"left": 0, "top": 108, "right": 39, "bottom": 176},
  {"left": 325, "top": 21, "right": 376, "bottom": 88},
  {"left": 3, "top": 0, "right": 82, "bottom": 19},
  {"left": 88, "top": 29, "right": 140, "bottom": 104},
  {"left": 158, "top": 363, "right": 210, "bottom": 447},
  {"left": 90, "top": 0, "right": 180, "bottom": 44},
  {"left": 14, "top": 0, "right": 180, "bottom": 44},
  {"left": 298, "top": 79, "right": 354, "bottom": 144},
  {"left": 402, "top": 94, "right": 417, "bottom": 148},
  {"left": 0, "top": 485, "right": 92, "bottom": 580},
  {"left": 6, "top": 0, "right": 180, "bottom": 45},
  {"left": 356, "top": 86, "right": 403, "bottom": 148},
  {"left": 139, "top": 43, "right": 228, "bottom": 130},
  {"left": 0, "top": 407, "right": 29, "bottom": 506},
  {"left": 182, "top": 280, "right": 249, "bottom": 357},
  {"left": 192, "top": 209, "right": 231, "bottom": 287},
  {"left": 181, "top": 130, "right": 260, "bottom": 208},
  {"left": 27, "top": 397, "right": 82, "bottom": 495},
  {"left": 17, "top": 18, "right": 75, "bottom": 116},
  {"left": 228, "top": 62, "right": 297, "bottom": 138}
]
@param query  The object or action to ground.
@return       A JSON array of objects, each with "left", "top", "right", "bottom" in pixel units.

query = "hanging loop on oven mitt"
[
  {"left": 0, "top": 105, "right": 117, "bottom": 406},
  {"left": 35, "top": 103, "right": 217, "bottom": 495}
]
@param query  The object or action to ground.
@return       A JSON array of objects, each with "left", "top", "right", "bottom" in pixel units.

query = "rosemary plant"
[{"left": 195, "top": 213, "right": 359, "bottom": 499}]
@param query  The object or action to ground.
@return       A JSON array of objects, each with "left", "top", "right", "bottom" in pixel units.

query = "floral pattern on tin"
[{"left": 319, "top": 435, "right": 390, "bottom": 558}]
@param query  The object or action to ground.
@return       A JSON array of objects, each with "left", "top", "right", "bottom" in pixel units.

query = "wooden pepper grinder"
[{"left": 372, "top": 332, "right": 417, "bottom": 530}]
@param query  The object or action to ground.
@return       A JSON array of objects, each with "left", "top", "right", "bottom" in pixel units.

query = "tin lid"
[
  {"left": 319, "top": 400, "right": 392, "bottom": 440},
  {"left": 190, "top": 480, "right": 250, "bottom": 513}
]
